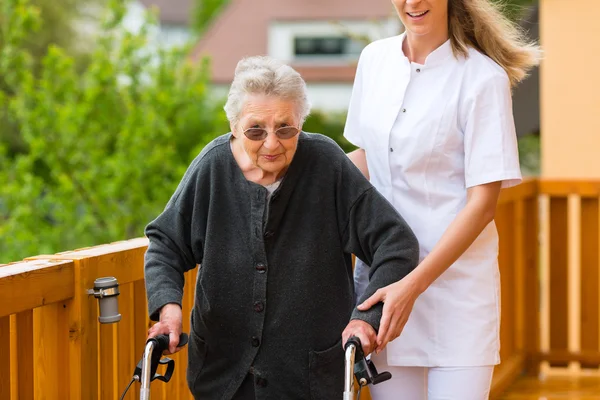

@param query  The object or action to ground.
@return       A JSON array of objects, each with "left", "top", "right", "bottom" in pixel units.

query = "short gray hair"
[{"left": 224, "top": 56, "right": 311, "bottom": 126}]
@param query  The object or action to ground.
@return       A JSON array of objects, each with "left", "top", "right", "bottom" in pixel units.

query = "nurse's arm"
[
  {"left": 347, "top": 148, "right": 370, "bottom": 180},
  {"left": 358, "top": 180, "right": 503, "bottom": 349}
]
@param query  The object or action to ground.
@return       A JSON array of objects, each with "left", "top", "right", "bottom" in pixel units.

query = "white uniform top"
[{"left": 344, "top": 33, "right": 522, "bottom": 367}]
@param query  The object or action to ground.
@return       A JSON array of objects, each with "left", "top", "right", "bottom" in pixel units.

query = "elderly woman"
[{"left": 144, "top": 56, "right": 419, "bottom": 399}]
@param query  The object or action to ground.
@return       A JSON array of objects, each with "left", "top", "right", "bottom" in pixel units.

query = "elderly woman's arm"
[
  {"left": 342, "top": 187, "right": 420, "bottom": 330},
  {"left": 144, "top": 199, "right": 199, "bottom": 352},
  {"left": 145, "top": 206, "right": 197, "bottom": 316}
]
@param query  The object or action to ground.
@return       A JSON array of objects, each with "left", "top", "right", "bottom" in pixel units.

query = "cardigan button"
[
  {"left": 256, "top": 377, "right": 268, "bottom": 387},
  {"left": 255, "top": 263, "right": 267, "bottom": 273},
  {"left": 251, "top": 336, "right": 260, "bottom": 347},
  {"left": 253, "top": 301, "right": 264, "bottom": 313}
]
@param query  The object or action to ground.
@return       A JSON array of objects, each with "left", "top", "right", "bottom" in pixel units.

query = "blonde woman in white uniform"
[{"left": 341, "top": 0, "right": 540, "bottom": 398}]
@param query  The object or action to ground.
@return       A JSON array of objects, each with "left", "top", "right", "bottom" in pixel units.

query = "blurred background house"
[
  {"left": 128, "top": 0, "right": 194, "bottom": 49},
  {"left": 188, "top": 0, "right": 400, "bottom": 111}
]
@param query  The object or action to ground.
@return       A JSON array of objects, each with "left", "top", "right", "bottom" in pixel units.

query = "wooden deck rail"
[
  {"left": 491, "top": 179, "right": 539, "bottom": 397},
  {"left": 0, "top": 239, "right": 197, "bottom": 400},
  {"left": 537, "top": 181, "right": 600, "bottom": 373},
  {"left": 1, "top": 179, "right": 598, "bottom": 399}
]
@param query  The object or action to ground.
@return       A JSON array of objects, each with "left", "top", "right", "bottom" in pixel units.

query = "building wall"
[
  {"left": 306, "top": 83, "right": 354, "bottom": 111},
  {"left": 211, "top": 83, "right": 354, "bottom": 112},
  {"left": 540, "top": 0, "right": 600, "bottom": 178},
  {"left": 268, "top": 19, "right": 400, "bottom": 64}
]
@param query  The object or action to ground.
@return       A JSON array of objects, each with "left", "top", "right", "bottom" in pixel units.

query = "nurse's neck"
[{"left": 402, "top": 31, "right": 450, "bottom": 65}]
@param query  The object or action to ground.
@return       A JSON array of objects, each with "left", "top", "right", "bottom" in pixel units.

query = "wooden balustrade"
[
  {"left": 0, "top": 239, "right": 196, "bottom": 400},
  {"left": 490, "top": 179, "right": 540, "bottom": 398},
  {"left": 537, "top": 181, "right": 600, "bottom": 373},
  {"left": 1, "top": 179, "right": 598, "bottom": 399}
]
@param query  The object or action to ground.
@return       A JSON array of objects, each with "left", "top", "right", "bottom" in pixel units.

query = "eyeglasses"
[{"left": 242, "top": 126, "right": 300, "bottom": 141}]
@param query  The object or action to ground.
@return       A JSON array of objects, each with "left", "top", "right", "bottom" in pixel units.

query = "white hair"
[{"left": 224, "top": 56, "right": 311, "bottom": 126}]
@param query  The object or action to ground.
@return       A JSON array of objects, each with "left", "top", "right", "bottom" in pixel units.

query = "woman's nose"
[{"left": 262, "top": 131, "right": 279, "bottom": 149}]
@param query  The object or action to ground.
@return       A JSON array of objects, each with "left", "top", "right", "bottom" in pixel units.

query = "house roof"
[
  {"left": 138, "top": 0, "right": 193, "bottom": 25},
  {"left": 189, "top": 0, "right": 396, "bottom": 84}
]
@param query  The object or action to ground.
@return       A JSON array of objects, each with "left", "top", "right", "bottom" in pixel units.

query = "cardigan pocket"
[
  {"left": 187, "top": 315, "right": 208, "bottom": 395},
  {"left": 308, "top": 338, "right": 344, "bottom": 400}
]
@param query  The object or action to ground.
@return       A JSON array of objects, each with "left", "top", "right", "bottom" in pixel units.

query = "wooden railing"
[
  {"left": 536, "top": 181, "right": 600, "bottom": 372},
  {"left": 2, "top": 179, "right": 598, "bottom": 399},
  {"left": 0, "top": 239, "right": 197, "bottom": 400},
  {"left": 490, "top": 179, "right": 539, "bottom": 398}
]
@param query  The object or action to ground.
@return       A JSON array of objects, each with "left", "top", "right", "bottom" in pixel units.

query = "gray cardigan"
[{"left": 144, "top": 132, "right": 419, "bottom": 399}]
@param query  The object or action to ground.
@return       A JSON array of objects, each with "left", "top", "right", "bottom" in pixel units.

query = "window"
[{"left": 293, "top": 36, "right": 364, "bottom": 59}]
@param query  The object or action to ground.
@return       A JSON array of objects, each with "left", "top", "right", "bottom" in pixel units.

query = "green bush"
[
  {"left": 0, "top": 0, "right": 227, "bottom": 263},
  {"left": 303, "top": 110, "right": 355, "bottom": 153},
  {"left": 518, "top": 133, "right": 540, "bottom": 176}
]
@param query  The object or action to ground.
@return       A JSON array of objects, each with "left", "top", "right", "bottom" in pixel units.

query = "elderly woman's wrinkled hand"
[
  {"left": 147, "top": 303, "right": 183, "bottom": 354},
  {"left": 341, "top": 319, "right": 378, "bottom": 355}
]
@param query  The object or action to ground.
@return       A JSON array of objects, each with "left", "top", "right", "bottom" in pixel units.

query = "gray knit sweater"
[{"left": 144, "top": 132, "right": 419, "bottom": 400}]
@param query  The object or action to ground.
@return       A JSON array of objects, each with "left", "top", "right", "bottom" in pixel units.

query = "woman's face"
[
  {"left": 392, "top": 0, "right": 449, "bottom": 38},
  {"left": 232, "top": 94, "right": 301, "bottom": 177}
]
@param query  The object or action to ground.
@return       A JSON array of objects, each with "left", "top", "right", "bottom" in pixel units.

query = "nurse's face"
[{"left": 392, "top": 0, "right": 449, "bottom": 39}]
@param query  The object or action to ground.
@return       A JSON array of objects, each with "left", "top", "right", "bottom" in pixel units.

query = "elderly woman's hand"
[
  {"left": 342, "top": 319, "right": 378, "bottom": 355},
  {"left": 148, "top": 303, "right": 183, "bottom": 354}
]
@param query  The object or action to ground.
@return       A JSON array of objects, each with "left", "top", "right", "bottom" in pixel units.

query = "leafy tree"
[
  {"left": 0, "top": 0, "right": 107, "bottom": 154},
  {"left": 493, "top": 0, "right": 537, "bottom": 21},
  {"left": 0, "top": 0, "right": 227, "bottom": 263},
  {"left": 191, "top": 0, "right": 230, "bottom": 35}
]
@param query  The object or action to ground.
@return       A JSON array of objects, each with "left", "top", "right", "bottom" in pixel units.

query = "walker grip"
[
  {"left": 346, "top": 336, "right": 392, "bottom": 387},
  {"left": 133, "top": 333, "right": 189, "bottom": 384}
]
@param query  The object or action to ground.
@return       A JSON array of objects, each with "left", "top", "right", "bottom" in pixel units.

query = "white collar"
[{"left": 398, "top": 32, "right": 454, "bottom": 67}]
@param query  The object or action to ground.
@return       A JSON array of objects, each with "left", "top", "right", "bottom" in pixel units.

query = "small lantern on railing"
[{"left": 87, "top": 277, "right": 121, "bottom": 324}]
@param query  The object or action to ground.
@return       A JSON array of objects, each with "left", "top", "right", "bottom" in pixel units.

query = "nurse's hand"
[
  {"left": 148, "top": 303, "right": 184, "bottom": 354},
  {"left": 357, "top": 279, "right": 419, "bottom": 353},
  {"left": 342, "top": 319, "right": 378, "bottom": 355}
]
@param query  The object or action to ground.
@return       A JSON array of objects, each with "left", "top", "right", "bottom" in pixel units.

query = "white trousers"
[{"left": 368, "top": 349, "right": 494, "bottom": 400}]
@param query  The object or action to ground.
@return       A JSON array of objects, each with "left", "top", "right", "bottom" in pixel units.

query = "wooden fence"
[
  {"left": 0, "top": 239, "right": 197, "bottom": 399},
  {"left": 1, "top": 179, "right": 598, "bottom": 399},
  {"left": 490, "top": 179, "right": 539, "bottom": 397},
  {"left": 537, "top": 181, "right": 600, "bottom": 372}
]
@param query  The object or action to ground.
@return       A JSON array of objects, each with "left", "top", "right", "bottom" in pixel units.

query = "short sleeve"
[
  {"left": 463, "top": 72, "right": 522, "bottom": 189},
  {"left": 343, "top": 50, "right": 367, "bottom": 148}
]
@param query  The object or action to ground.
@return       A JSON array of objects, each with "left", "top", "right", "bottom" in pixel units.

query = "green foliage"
[
  {"left": 303, "top": 110, "right": 355, "bottom": 153},
  {"left": 0, "top": 0, "right": 108, "bottom": 154},
  {"left": 518, "top": 133, "right": 540, "bottom": 176},
  {"left": 0, "top": 0, "right": 227, "bottom": 263},
  {"left": 492, "top": 0, "right": 537, "bottom": 21},
  {"left": 191, "top": 0, "right": 230, "bottom": 35}
]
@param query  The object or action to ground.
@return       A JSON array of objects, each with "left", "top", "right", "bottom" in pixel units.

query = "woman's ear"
[{"left": 230, "top": 121, "right": 238, "bottom": 137}]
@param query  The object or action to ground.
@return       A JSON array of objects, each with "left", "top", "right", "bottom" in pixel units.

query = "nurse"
[{"left": 342, "top": 0, "right": 540, "bottom": 398}]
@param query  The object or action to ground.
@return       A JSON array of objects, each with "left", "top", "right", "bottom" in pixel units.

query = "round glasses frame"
[{"left": 242, "top": 126, "right": 301, "bottom": 141}]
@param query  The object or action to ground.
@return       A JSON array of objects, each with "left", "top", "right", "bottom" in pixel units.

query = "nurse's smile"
[{"left": 407, "top": 10, "right": 429, "bottom": 20}]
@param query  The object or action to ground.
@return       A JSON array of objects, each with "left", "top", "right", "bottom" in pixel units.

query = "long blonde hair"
[{"left": 448, "top": 0, "right": 541, "bottom": 87}]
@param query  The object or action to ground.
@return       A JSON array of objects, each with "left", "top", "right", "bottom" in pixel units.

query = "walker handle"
[
  {"left": 133, "top": 333, "right": 189, "bottom": 384},
  {"left": 151, "top": 332, "right": 189, "bottom": 354},
  {"left": 345, "top": 336, "right": 392, "bottom": 387}
]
